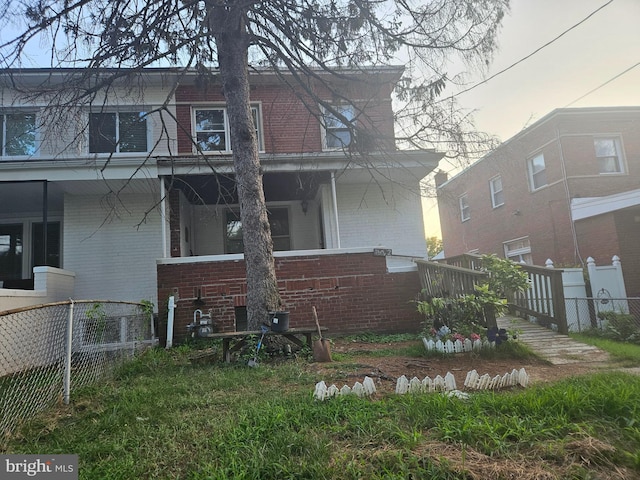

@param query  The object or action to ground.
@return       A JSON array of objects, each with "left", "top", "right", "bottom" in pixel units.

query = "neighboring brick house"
[
  {"left": 437, "top": 106, "right": 640, "bottom": 296},
  {"left": 0, "top": 67, "right": 441, "bottom": 336}
]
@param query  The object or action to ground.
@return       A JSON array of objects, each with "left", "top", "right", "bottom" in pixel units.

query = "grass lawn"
[
  {"left": 571, "top": 333, "right": 640, "bottom": 366},
  {"left": 2, "top": 340, "right": 640, "bottom": 479}
]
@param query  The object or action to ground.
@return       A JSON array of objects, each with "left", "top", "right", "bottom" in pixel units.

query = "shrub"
[
  {"left": 597, "top": 310, "right": 640, "bottom": 344},
  {"left": 417, "top": 254, "right": 527, "bottom": 340},
  {"left": 417, "top": 284, "right": 508, "bottom": 337},
  {"left": 480, "top": 254, "right": 530, "bottom": 298}
]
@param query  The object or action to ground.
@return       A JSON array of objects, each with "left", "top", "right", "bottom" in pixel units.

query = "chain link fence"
[
  {"left": 566, "top": 297, "right": 640, "bottom": 335},
  {"left": 1, "top": 300, "right": 156, "bottom": 440}
]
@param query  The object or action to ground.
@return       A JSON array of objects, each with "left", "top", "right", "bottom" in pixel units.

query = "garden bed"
[{"left": 309, "top": 338, "right": 610, "bottom": 396}]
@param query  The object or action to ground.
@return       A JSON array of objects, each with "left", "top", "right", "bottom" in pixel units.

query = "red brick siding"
[
  {"left": 614, "top": 210, "right": 640, "bottom": 296},
  {"left": 174, "top": 79, "right": 396, "bottom": 155},
  {"left": 157, "top": 252, "right": 422, "bottom": 342},
  {"left": 439, "top": 109, "right": 640, "bottom": 269}
]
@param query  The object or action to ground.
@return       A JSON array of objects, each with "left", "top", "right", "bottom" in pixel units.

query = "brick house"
[
  {"left": 0, "top": 67, "right": 441, "bottom": 337},
  {"left": 437, "top": 106, "right": 640, "bottom": 296}
]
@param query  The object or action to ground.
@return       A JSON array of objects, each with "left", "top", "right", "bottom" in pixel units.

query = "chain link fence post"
[{"left": 63, "top": 299, "right": 74, "bottom": 405}]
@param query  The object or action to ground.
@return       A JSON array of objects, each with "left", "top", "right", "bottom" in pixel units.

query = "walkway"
[{"left": 496, "top": 316, "right": 610, "bottom": 365}]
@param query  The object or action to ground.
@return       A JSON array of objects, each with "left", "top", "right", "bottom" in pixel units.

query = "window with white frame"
[
  {"left": 594, "top": 137, "right": 624, "bottom": 174},
  {"left": 194, "top": 106, "right": 261, "bottom": 153},
  {"left": 503, "top": 237, "right": 532, "bottom": 264},
  {"left": 459, "top": 193, "right": 470, "bottom": 222},
  {"left": 527, "top": 153, "right": 547, "bottom": 191},
  {"left": 89, "top": 111, "right": 148, "bottom": 153},
  {"left": 322, "top": 104, "right": 355, "bottom": 149},
  {"left": 1, "top": 112, "right": 37, "bottom": 157},
  {"left": 489, "top": 175, "right": 504, "bottom": 208}
]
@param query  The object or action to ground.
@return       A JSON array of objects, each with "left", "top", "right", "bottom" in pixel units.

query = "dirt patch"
[{"left": 308, "top": 339, "right": 608, "bottom": 395}]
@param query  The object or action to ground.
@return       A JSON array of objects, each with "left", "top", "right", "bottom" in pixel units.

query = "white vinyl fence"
[{"left": 0, "top": 300, "right": 156, "bottom": 439}]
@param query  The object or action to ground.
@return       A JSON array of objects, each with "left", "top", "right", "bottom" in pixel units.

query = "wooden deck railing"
[
  {"left": 417, "top": 254, "right": 568, "bottom": 334},
  {"left": 415, "top": 259, "right": 488, "bottom": 298},
  {"left": 510, "top": 264, "right": 568, "bottom": 334}
]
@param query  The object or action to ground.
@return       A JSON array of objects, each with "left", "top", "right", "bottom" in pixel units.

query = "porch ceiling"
[
  {"left": 171, "top": 172, "right": 330, "bottom": 205},
  {"left": 0, "top": 181, "right": 63, "bottom": 216},
  {"left": 0, "top": 178, "right": 159, "bottom": 215}
]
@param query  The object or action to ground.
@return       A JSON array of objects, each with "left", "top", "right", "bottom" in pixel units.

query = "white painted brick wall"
[
  {"left": 63, "top": 192, "right": 162, "bottom": 307},
  {"left": 336, "top": 182, "right": 427, "bottom": 257}
]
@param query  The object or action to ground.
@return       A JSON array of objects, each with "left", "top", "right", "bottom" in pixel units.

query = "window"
[
  {"left": 89, "top": 112, "right": 148, "bottom": 153},
  {"left": 594, "top": 137, "right": 624, "bottom": 174},
  {"left": 0, "top": 224, "right": 23, "bottom": 280},
  {"left": 323, "top": 105, "right": 355, "bottom": 149},
  {"left": 194, "top": 107, "right": 261, "bottom": 153},
  {"left": 527, "top": 153, "right": 547, "bottom": 191},
  {"left": 504, "top": 237, "right": 532, "bottom": 264},
  {"left": 459, "top": 194, "right": 470, "bottom": 222},
  {"left": 1, "top": 113, "right": 37, "bottom": 156},
  {"left": 489, "top": 175, "right": 504, "bottom": 208},
  {"left": 225, "top": 207, "right": 290, "bottom": 253}
]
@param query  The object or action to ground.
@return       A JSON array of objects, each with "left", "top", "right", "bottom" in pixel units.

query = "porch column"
[
  {"left": 331, "top": 171, "right": 341, "bottom": 248},
  {"left": 160, "top": 178, "right": 168, "bottom": 258}
]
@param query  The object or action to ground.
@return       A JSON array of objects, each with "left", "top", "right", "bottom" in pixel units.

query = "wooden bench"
[{"left": 204, "top": 327, "right": 326, "bottom": 363}]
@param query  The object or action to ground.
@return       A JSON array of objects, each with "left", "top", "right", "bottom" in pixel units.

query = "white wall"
[
  {"left": 191, "top": 201, "right": 321, "bottom": 255},
  {"left": 0, "top": 267, "right": 75, "bottom": 312},
  {"left": 63, "top": 192, "right": 162, "bottom": 307},
  {"left": 2, "top": 83, "right": 177, "bottom": 160},
  {"left": 336, "top": 181, "right": 427, "bottom": 258}
]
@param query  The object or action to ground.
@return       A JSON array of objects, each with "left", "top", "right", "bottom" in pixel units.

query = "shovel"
[
  {"left": 312, "top": 306, "right": 332, "bottom": 362},
  {"left": 248, "top": 325, "right": 269, "bottom": 367}
]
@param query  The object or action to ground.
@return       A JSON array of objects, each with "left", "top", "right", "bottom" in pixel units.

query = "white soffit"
[{"left": 571, "top": 188, "right": 640, "bottom": 221}]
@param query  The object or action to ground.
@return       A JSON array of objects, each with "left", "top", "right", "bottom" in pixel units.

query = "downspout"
[
  {"left": 160, "top": 177, "right": 168, "bottom": 258},
  {"left": 330, "top": 171, "right": 341, "bottom": 248}
]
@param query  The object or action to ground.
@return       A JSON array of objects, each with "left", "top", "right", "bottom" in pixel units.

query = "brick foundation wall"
[{"left": 157, "top": 251, "right": 422, "bottom": 342}]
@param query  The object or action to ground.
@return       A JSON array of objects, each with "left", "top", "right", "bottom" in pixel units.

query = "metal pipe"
[{"left": 166, "top": 295, "right": 175, "bottom": 349}]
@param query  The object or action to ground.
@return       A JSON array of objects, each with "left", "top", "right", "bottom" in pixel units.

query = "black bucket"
[{"left": 269, "top": 311, "right": 290, "bottom": 332}]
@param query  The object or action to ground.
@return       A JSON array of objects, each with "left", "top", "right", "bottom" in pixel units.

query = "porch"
[{"left": 156, "top": 247, "right": 424, "bottom": 342}]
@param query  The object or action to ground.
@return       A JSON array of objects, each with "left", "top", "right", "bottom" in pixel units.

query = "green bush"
[
  {"left": 480, "top": 254, "right": 530, "bottom": 298},
  {"left": 417, "top": 255, "right": 526, "bottom": 335},
  {"left": 417, "top": 285, "right": 508, "bottom": 337},
  {"left": 597, "top": 310, "right": 640, "bottom": 344}
]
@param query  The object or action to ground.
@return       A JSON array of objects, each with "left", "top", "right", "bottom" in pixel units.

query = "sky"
[{"left": 423, "top": 0, "right": 640, "bottom": 238}]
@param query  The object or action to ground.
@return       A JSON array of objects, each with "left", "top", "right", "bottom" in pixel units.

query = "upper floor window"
[
  {"left": 1, "top": 113, "right": 37, "bottom": 157},
  {"left": 504, "top": 237, "right": 532, "bottom": 265},
  {"left": 489, "top": 175, "right": 504, "bottom": 208},
  {"left": 194, "top": 106, "right": 262, "bottom": 153},
  {"left": 323, "top": 105, "right": 355, "bottom": 149},
  {"left": 89, "top": 112, "right": 148, "bottom": 153},
  {"left": 594, "top": 137, "right": 624, "bottom": 174},
  {"left": 459, "top": 193, "right": 470, "bottom": 222},
  {"left": 527, "top": 153, "right": 547, "bottom": 191}
]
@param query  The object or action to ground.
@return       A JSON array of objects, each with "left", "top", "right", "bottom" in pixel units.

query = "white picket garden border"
[
  {"left": 422, "top": 337, "right": 495, "bottom": 354},
  {"left": 313, "top": 368, "right": 529, "bottom": 401}
]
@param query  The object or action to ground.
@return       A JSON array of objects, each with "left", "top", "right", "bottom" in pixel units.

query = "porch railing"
[
  {"left": 414, "top": 259, "right": 488, "bottom": 298},
  {"left": 416, "top": 254, "right": 568, "bottom": 334},
  {"left": 510, "top": 264, "right": 567, "bottom": 334}
]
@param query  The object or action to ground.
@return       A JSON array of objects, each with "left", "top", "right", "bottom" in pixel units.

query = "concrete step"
[{"left": 497, "top": 316, "right": 611, "bottom": 365}]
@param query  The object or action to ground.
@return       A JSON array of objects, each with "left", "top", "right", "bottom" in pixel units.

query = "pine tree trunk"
[{"left": 210, "top": 6, "right": 281, "bottom": 330}]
